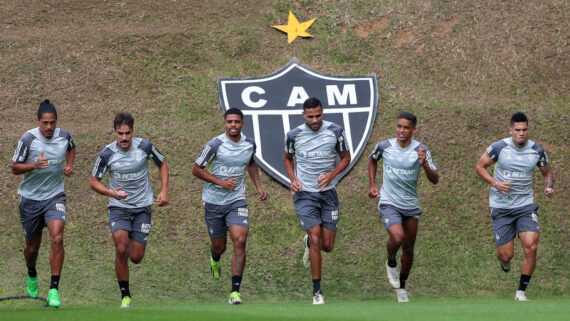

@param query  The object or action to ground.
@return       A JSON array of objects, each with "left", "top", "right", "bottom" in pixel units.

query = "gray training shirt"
[
  {"left": 370, "top": 138, "right": 437, "bottom": 210},
  {"left": 285, "top": 120, "right": 349, "bottom": 192},
  {"left": 12, "top": 127, "right": 76, "bottom": 201},
  {"left": 195, "top": 133, "right": 256, "bottom": 205},
  {"left": 486, "top": 138, "right": 548, "bottom": 210},
  {"left": 92, "top": 137, "right": 164, "bottom": 208}
]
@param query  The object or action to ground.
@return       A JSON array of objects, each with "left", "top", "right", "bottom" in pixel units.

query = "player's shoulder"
[
  {"left": 490, "top": 138, "right": 509, "bottom": 150},
  {"left": 206, "top": 134, "right": 226, "bottom": 148},
  {"left": 286, "top": 125, "right": 303, "bottom": 139},
  {"left": 56, "top": 128, "right": 72, "bottom": 139},
  {"left": 19, "top": 129, "right": 38, "bottom": 144},
  {"left": 528, "top": 140, "right": 545, "bottom": 153},
  {"left": 98, "top": 143, "right": 115, "bottom": 159},
  {"left": 134, "top": 137, "right": 152, "bottom": 151},
  {"left": 376, "top": 139, "right": 393, "bottom": 150},
  {"left": 243, "top": 135, "right": 255, "bottom": 147},
  {"left": 412, "top": 140, "right": 428, "bottom": 151}
]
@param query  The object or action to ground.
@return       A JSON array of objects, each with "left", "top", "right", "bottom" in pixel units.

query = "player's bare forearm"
[
  {"left": 475, "top": 152, "right": 497, "bottom": 186},
  {"left": 423, "top": 163, "right": 439, "bottom": 185},
  {"left": 158, "top": 160, "right": 169, "bottom": 194},
  {"left": 247, "top": 163, "right": 266, "bottom": 200},
  {"left": 283, "top": 153, "right": 297, "bottom": 182},
  {"left": 11, "top": 162, "right": 35, "bottom": 175},
  {"left": 65, "top": 147, "right": 76, "bottom": 168},
  {"left": 368, "top": 157, "right": 378, "bottom": 188},
  {"left": 192, "top": 163, "right": 223, "bottom": 186},
  {"left": 540, "top": 164, "right": 554, "bottom": 188},
  {"left": 89, "top": 176, "right": 112, "bottom": 197},
  {"left": 330, "top": 151, "right": 351, "bottom": 179}
]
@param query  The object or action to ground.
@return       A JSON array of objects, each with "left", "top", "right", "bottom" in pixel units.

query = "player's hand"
[
  {"left": 417, "top": 148, "right": 426, "bottom": 165},
  {"left": 219, "top": 177, "right": 238, "bottom": 191},
  {"left": 317, "top": 172, "right": 334, "bottom": 191},
  {"left": 258, "top": 188, "right": 268, "bottom": 201},
  {"left": 34, "top": 151, "right": 49, "bottom": 169},
  {"left": 156, "top": 190, "right": 169, "bottom": 206},
  {"left": 544, "top": 187, "right": 555, "bottom": 198},
  {"left": 494, "top": 181, "right": 512, "bottom": 194},
  {"left": 111, "top": 186, "right": 128, "bottom": 200},
  {"left": 63, "top": 165, "right": 73, "bottom": 177},
  {"left": 290, "top": 179, "right": 302, "bottom": 195},
  {"left": 368, "top": 186, "right": 380, "bottom": 198}
]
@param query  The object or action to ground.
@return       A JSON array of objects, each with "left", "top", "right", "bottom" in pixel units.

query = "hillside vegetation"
[{"left": 0, "top": 0, "right": 567, "bottom": 304}]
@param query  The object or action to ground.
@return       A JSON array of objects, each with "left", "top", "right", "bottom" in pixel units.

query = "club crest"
[{"left": 217, "top": 59, "right": 378, "bottom": 187}]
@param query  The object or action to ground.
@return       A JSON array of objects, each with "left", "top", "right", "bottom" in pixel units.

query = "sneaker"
[
  {"left": 312, "top": 291, "right": 325, "bottom": 305},
  {"left": 395, "top": 288, "right": 410, "bottom": 302},
  {"left": 26, "top": 275, "right": 39, "bottom": 298},
  {"left": 120, "top": 296, "right": 132, "bottom": 308},
  {"left": 47, "top": 289, "right": 61, "bottom": 308},
  {"left": 302, "top": 234, "right": 310, "bottom": 268},
  {"left": 514, "top": 290, "right": 529, "bottom": 301},
  {"left": 500, "top": 260, "right": 511, "bottom": 273},
  {"left": 228, "top": 291, "right": 242, "bottom": 305},
  {"left": 210, "top": 256, "right": 221, "bottom": 279},
  {"left": 386, "top": 261, "right": 400, "bottom": 289}
]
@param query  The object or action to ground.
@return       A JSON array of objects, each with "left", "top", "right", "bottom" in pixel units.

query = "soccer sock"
[
  {"left": 118, "top": 280, "right": 131, "bottom": 298},
  {"left": 27, "top": 266, "right": 37, "bottom": 278},
  {"left": 387, "top": 259, "right": 397, "bottom": 268},
  {"left": 49, "top": 275, "right": 60, "bottom": 290},
  {"left": 312, "top": 278, "right": 321, "bottom": 294},
  {"left": 400, "top": 273, "right": 409, "bottom": 289},
  {"left": 231, "top": 275, "right": 242, "bottom": 293},
  {"left": 212, "top": 253, "right": 221, "bottom": 262},
  {"left": 518, "top": 274, "right": 532, "bottom": 292}
]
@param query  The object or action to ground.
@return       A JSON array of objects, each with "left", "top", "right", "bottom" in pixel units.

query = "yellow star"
[{"left": 272, "top": 11, "right": 316, "bottom": 44}]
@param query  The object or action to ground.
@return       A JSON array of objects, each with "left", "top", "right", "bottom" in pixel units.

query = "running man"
[
  {"left": 475, "top": 112, "right": 554, "bottom": 301},
  {"left": 368, "top": 112, "right": 438, "bottom": 302},
  {"left": 283, "top": 97, "right": 351, "bottom": 305},
  {"left": 90, "top": 112, "right": 169, "bottom": 308},
  {"left": 11, "top": 99, "right": 76, "bottom": 308},
  {"left": 192, "top": 108, "right": 267, "bottom": 305}
]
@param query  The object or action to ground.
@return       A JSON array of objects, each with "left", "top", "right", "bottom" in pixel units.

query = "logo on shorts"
[
  {"left": 531, "top": 213, "right": 538, "bottom": 222},
  {"left": 237, "top": 207, "right": 249, "bottom": 217},
  {"left": 384, "top": 218, "right": 389, "bottom": 224},
  {"left": 331, "top": 210, "right": 338, "bottom": 221},
  {"left": 141, "top": 223, "right": 151, "bottom": 234},
  {"left": 242, "top": 219, "right": 248, "bottom": 224},
  {"left": 218, "top": 59, "right": 378, "bottom": 187},
  {"left": 210, "top": 227, "right": 214, "bottom": 235},
  {"left": 496, "top": 234, "right": 500, "bottom": 241},
  {"left": 111, "top": 221, "right": 116, "bottom": 228},
  {"left": 55, "top": 203, "right": 65, "bottom": 213}
]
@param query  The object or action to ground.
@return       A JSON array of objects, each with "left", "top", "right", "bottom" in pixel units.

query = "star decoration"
[{"left": 272, "top": 11, "right": 316, "bottom": 44}]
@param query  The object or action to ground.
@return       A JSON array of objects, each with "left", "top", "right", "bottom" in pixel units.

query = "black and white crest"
[{"left": 217, "top": 59, "right": 378, "bottom": 187}]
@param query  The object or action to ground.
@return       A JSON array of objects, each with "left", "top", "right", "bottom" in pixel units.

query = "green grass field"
[
  {"left": 0, "top": 0, "right": 568, "bottom": 316},
  {"left": 1, "top": 299, "right": 569, "bottom": 321}
]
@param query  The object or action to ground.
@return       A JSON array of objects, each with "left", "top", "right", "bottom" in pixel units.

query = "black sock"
[
  {"left": 400, "top": 273, "right": 409, "bottom": 289},
  {"left": 27, "top": 266, "right": 37, "bottom": 278},
  {"left": 312, "top": 278, "right": 321, "bottom": 294},
  {"left": 212, "top": 254, "right": 221, "bottom": 262},
  {"left": 387, "top": 259, "right": 397, "bottom": 268},
  {"left": 118, "top": 280, "right": 130, "bottom": 298},
  {"left": 518, "top": 274, "right": 532, "bottom": 292},
  {"left": 49, "top": 275, "right": 60, "bottom": 290},
  {"left": 231, "top": 275, "right": 242, "bottom": 293}
]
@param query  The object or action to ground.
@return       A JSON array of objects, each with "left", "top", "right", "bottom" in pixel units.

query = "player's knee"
[
  {"left": 50, "top": 233, "right": 64, "bottom": 248},
  {"left": 115, "top": 244, "right": 129, "bottom": 258},
  {"left": 233, "top": 236, "right": 247, "bottom": 250},
  {"left": 212, "top": 244, "right": 226, "bottom": 255},
  {"left": 523, "top": 243, "right": 537, "bottom": 256},
  {"left": 390, "top": 234, "right": 404, "bottom": 246},
  {"left": 322, "top": 242, "right": 334, "bottom": 252},
  {"left": 130, "top": 256, "right": 143, "bottom": 264},
  {"left": 497, "top": 251, "right": 513, "bottom": 262}
]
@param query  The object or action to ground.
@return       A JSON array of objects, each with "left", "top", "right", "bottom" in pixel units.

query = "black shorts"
[{"left": 19, "top": 192, "right": 66, "bottom": 240}]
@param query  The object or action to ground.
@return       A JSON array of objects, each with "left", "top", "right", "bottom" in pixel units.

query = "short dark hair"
[
  {"left": 303, "top": 97, "right": 322, "bottom": 111},
  {"left": 37, "top": 99, "right": 57, "bottom": 119},
  {"left": 114, "top": 112, "right": 135, "bottom": 130},
  {"left": 224, "top": 108, "right": 244, "bottom": 120},
  {"left": 398, "top": 112, "right": 417, "bottom": 126},
  {"left": 510, "top": 112, "right": 528, "bottom": 125}
]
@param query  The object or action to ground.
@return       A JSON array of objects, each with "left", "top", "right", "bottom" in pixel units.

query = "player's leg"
[
  {"left": 514, "top": 207, "right": 540, "bottom": 301},
  {"left": 112, "top": 229, "right": 132, "bottom": 306},
  {"left": 128, "top": 206, "right": 151, "bottom": 264},
  {"left": 24, "top": 237, "right": 41, "bottom": 298},
  {"left": 399, "top": 216, "right": 418, "bottom": 289},
  {"left": 204, "top": 202, "right": 228, "bottom": 280},
  {"left": 228, "top": 225, "right": 248, "bottom": 304},
  {"left": 44, "top": 194, "right": 67, "bottom": 308},
  {"left": 307, "top": 225, "right": 323, "bottom": 279},
  {"left": 320, "top": 189, "right": 339, "bottom": 253},
  {"left": 380, "top": 204, "right": 405, "bottom": 289},
  {"left": 20, "top": 196, "right": 44, "bottom": 298}
]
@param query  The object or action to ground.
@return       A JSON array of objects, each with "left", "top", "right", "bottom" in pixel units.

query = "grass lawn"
[{"left": 1, "top": 298, "right": 569, "bottom": 321}]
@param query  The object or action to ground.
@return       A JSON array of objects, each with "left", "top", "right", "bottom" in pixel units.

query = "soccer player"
[
  {"left": 90, "top": 112, "right": 169, "bottom": 308},
  {"left": 475, "top": 112, "right": 554, "bottom": 301},
  {"left": 368, "top": 112, "right": 438, "bottom": 302},
  {"left": 11, "top": 99, "right": 76, "bottom": 308},
  {"left": 283, "top": 97, "right": 351, "bottom": 305},
  {"left": 192, "top": 108, "right": 267, "bottom": 305}
]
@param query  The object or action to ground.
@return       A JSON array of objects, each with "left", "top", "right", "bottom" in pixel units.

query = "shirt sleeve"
[
  {"left": 334, "top": 128, "right": 349, "bottom": 154},
  {"left": 486, "top": 140, "right": 507, "bottom": 162},
  {"left": 246, "top": 137, "right": 256, "bottom": 165},
  {"left": 12, "top": 132, "right": 34, "bottom": 164},
  {"left": 92, "top": 148, "right": 112, "bottom": 180},
  {"left": 370, "top": 140, "right": 390, "bottom": 161},
  {"left": 195, "top": 139, "right": 221, "bottom": 168},
  {"left": 284, "top": 129, "right": 299, "bottom": 155},
  {"left": 534, "top": 145, "right": 549, "bottom": 167},
  {"left": 59, "top": 129, "right": 76, "bottom": 150}
]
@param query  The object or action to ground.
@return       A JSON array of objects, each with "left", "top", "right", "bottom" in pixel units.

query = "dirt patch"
[
  {"left": 391, "top": 30, "right": 414, "bottom": 48},
  {"left": 430, "top": 18, "right": 460, "bottom": 37},
  {"left": 354, "top": 17, "right": 390, "bottom": 38}
]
